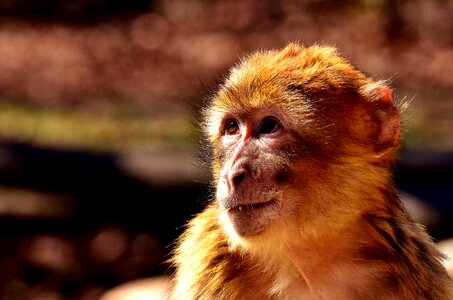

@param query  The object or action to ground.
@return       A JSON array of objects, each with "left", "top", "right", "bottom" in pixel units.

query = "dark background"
[{"left": 0, "top": 0, "right": 452, "bottom": 299}]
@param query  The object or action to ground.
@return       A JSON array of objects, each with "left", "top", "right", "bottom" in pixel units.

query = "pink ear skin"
[
  {"left": 374, "top": 86, "right": 393, "bottom": 105},
  {"left": 368, "top": 85, "right": 400, "bottom": 157},
  {"left": 377, "top": 109, "right": 400, "bottom": 148}
]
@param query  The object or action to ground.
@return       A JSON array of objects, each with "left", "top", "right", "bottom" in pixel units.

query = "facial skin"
[{"left": 215, "top": 110, "right": 291, "bottom": 236}]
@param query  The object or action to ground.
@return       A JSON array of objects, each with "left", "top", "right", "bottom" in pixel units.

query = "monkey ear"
[{"left": 362, "top": 84, "right": 400, "bottom": 157}]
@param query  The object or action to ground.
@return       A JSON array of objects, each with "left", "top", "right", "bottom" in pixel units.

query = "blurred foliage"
[
  {"left": 0, "top": 99, "right": 197, "bottom": 151},
  {"left": 402, "top": 88, "right": 453, "bottom": 152}
]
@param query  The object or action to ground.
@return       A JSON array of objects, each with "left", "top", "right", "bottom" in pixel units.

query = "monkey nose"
[
  {"left": 228, "top": 168, "right": 247, "bottom": 190},
  {"left": 232, "top": 171, "right": 246, "bottom": 187}
]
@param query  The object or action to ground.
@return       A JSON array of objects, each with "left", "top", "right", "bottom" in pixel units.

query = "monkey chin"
[{"left": 223, "top": 199, "right": 281, "bottom": 237}]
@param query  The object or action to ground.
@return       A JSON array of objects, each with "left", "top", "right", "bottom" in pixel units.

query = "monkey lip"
[{"left": 228, "top": 199, "right": 279, "bottom": 212}]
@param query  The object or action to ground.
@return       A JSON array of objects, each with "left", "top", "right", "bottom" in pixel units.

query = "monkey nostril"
[{"left": 232, "top": 171, "right": 246, "bottom": 188}]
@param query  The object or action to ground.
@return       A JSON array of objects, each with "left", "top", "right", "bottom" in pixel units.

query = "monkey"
[{"left": 170, "top": 43, "right": 453, "bottom": 299}]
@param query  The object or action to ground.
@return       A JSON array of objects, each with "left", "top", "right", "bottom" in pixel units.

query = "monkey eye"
[
  {"left": 259, "top": 117, "right": 281, "bottom": 135},
  {"left": 224, "top": 119, "right": 240, "bottom": 135}
]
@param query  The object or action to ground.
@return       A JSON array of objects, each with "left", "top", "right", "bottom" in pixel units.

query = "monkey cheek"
[{"left": 216, "top": 180, "right": 229, "bottom": 203}]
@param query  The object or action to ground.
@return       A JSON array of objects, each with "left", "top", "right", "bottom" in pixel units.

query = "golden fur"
[{"left": 170, "top": 44, "right": 453, "bottom": 299}]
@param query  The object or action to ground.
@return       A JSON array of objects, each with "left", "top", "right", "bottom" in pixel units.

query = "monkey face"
[{"left": 213, "top": 107, "right": 302, "bottom": 237}]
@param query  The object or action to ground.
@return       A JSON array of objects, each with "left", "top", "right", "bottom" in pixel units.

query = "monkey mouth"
[{"left": 228, "top": 199, "right": 279, "bottom": 212}]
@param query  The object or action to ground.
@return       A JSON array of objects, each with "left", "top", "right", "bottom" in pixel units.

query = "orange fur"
[{"left": 170, "top": 43, "right": 453, "bottom": 299}]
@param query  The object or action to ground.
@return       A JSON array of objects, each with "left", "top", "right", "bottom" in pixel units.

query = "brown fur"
[{"left": 170, "top": 44, "right": 453, "bottom": 299}]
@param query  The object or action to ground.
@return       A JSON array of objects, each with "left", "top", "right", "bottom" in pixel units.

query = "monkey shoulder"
[{"left": 359, "top": 210, "right": 453, "bottom": 299}]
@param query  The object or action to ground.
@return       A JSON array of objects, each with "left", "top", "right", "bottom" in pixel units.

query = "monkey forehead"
[
  {"left": 225, "top": 43, "right": 371, "bottom": 97},
  {"left": 213, "top": 81, "right": 304, "bottom": 114}
]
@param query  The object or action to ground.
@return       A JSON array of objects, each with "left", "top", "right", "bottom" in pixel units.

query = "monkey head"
[{"left": 203, "top": 44, "right": 400, "bottom": 249}]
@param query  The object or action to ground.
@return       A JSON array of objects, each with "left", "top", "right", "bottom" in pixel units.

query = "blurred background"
[{"left": 0, "top": 0, "right": 452, "bottom": 299}]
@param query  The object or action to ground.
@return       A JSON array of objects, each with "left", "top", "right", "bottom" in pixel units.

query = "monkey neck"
[{"left": 249, "top": 181, "right": 447, "bottom": 299}]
